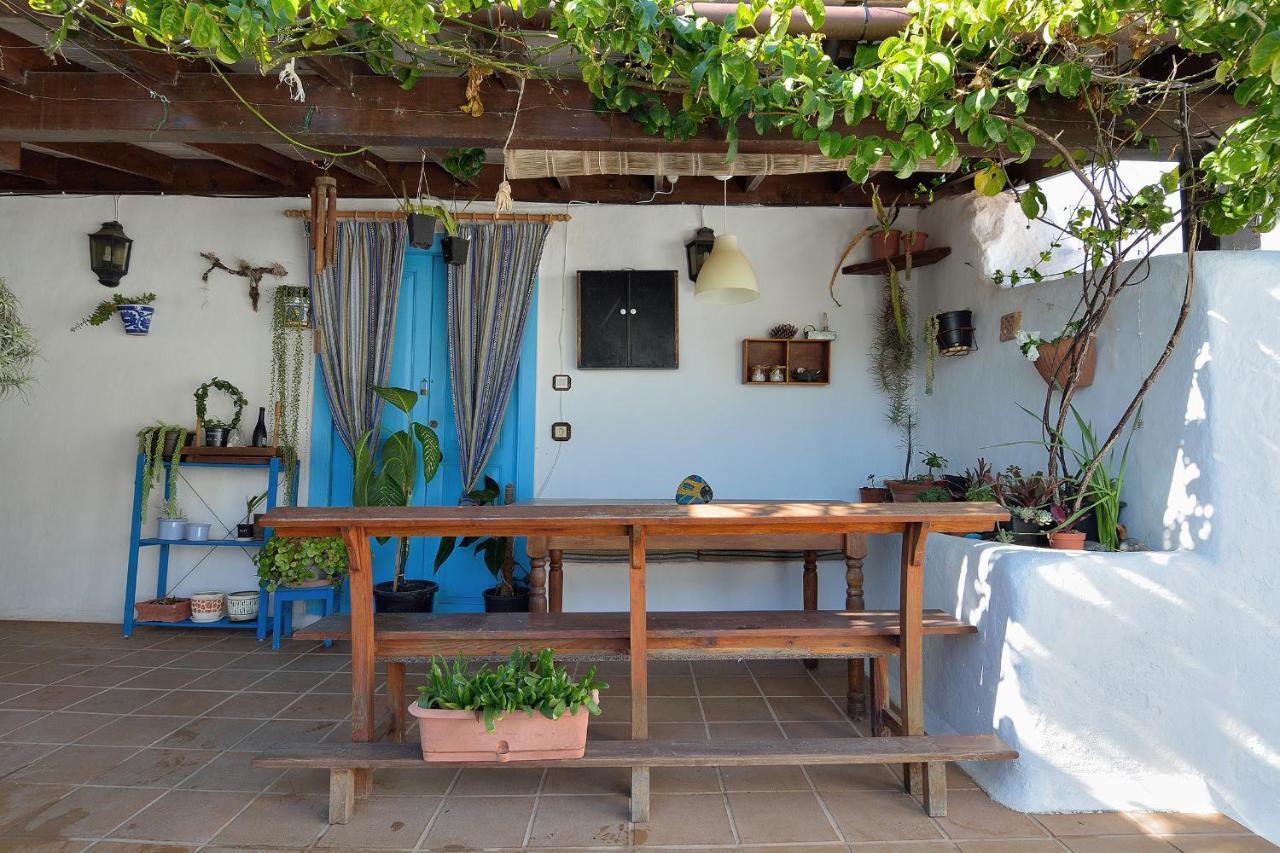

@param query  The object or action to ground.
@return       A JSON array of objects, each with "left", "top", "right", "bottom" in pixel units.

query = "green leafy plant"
[
  {"left": 159, "top": 499, "right": 184, "bottom": 520},
  {"left": 194, "top": 377, "right": 248, "bottom": 430},
  {"left": 270, "top": 288, "right": 308, "bottom": 504},
  {"left": 254, "top": 536, "right": 348, "bottom": 591},
  {"left": 921, "top": 451, "right": 948, "bottom": 480},
  {"left": 353, "top": 386, "right": 443, "bottom": 592},
  {"left": 916, "top": 486, "right": 952, "bottom": 503},
  {"left": 0, "top": 276, "right": 37, "bottom": 401},
  {"left": 433, "top": 475, "right": 525, "bottom": 597},
  {"left": 71, "top": 293, "right": 156, "bottom": 332},
  {"left": 416, "top": 648, "right": 606, "bottom": 733},
  {"left": 136, "top": 421, "right": 188, "bottom": 523},
  {"left": 244, "top": 491, "right": 266, "bottom": 523},
  {"left": 442, "top": 147, "right": 486, "bottom": 182}
]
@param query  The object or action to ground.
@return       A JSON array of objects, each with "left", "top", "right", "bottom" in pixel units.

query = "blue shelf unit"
[{"left": 122, "top": 452, "right": 281, "bottom": 639}]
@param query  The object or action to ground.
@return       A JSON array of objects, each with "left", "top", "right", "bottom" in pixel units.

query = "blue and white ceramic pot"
[{"left": 117, "top": 305, "right": 154, "bottom": 336}]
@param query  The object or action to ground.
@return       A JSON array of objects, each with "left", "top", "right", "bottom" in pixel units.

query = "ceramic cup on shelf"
[
  {"left": 189, "top": 592, "right": 226, "bottom": 623},
  {"left": 226, "top": 591, "right": 259, "bottom": 622},
  {"left": 185, "top": 522, "right": 211, "bottom": 542}
]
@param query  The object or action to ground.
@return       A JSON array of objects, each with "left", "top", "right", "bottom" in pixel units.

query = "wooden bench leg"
[
  {"left": 329, "top": 769, "right": 356, "bottom": 824},
  {"left": 630, "top": 767, "right": 650, "bottom": 822},
  {"left": 386, "top": 661, "right": 406, "bottom": 743},
  {"left": 870, "top": 657, "right": 889, "bottom": 737},
  {"left": 802, "top": 551, "right": 818, "bottom": 670},
  {"left": 923, "top": 762, "right": 947, "bottom": 816},
  {"left": 845, "top": 540, "right": 867, "bottom": 719}
]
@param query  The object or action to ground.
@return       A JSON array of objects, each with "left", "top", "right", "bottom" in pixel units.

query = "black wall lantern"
[
  {"left": 684, "top": 226, "right": 715, "bottom": 282},
  {"left": 88, "top": 221, "right": 133, "bottom": 288}
]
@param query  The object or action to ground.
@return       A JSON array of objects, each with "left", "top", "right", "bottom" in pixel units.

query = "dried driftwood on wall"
[{"left": 199, "top": 252, "right": 288, "bottom": 311}]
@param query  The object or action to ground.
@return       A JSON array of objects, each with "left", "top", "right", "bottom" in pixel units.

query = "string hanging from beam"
[{"left": 284, "top": 210, "right": 570, "bottom": 223}]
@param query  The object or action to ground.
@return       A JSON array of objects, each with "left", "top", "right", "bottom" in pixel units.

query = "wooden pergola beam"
[
  {"left": 1, "top": 15, "right": 186, "bottom": 88},
  {"left": 185, "top": 143, "right": 301, "bottom": 184},
  {"left": 300, "top": 55, "right": 364, "bottom": 90},
  {"left": 0, "top": 142, "right": 19, "bottom": 172},
  {"left": 0, "top": 27, "right": 80, "bottom": 87},
  {"left": 32, "top": 142, "right": 177, "bottom": 183},
  {"left": 326, "top": 147, "right": 390, "bottom": 185}
]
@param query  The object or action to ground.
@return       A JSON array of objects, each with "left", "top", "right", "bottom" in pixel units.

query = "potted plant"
[
  {"left": 135, "top": 596, "right": 191, "bottom": 622},
  {"left": 868, "top": 188, "right": 901, "bottom": 259},
  {"left": 859, "top": 475, "right": 890, "bottom": 503},
  {"left": 238, "top": 492, "right": 266, "bottom": 539},
  {"left": 935, "top": 310, "right": 975, "bottom": 355},
  {"left": 156, "top": 499, "right": 186, "bottom": 540},
  {"left": 886, "top": 448, "right": 944, "bottom": 503},
  {"left": 353, "top": 386, "right": 443, "bottom": 612},
  {"left": 1016, "top": 322, "right": 1097, "bottom": 390},
  {"left": 409, "top": 649, "right": 606, "bottom": 762},
  {"left": 438, "top": 209, "right": 469, "bottom": 266},
  {"left": 194, "top": 376, "right": 248, "bottom": 447},
  {"left": 254, "top": 535, "right": 348, "bottom": 590},
  {"left": 901, "top": 229, "right": 928, "bottom": 254},
  {"left": 135, "top": 421, "right": 187, "bottom": 524},
  {"left": 993, "top": 468, "right": 1060, "bottom": 544},
  {"left": 72, "top": 292, "right": 157, "bottom": 335},
  {"left": 434, "top": 477, "right": 529, "bottom": 612},
  {"left": 955, "top": 458, "right": 998, "bottom": 502},
  {"left": 1047, "top": 504, "right": 1088, "bottom": 550}
]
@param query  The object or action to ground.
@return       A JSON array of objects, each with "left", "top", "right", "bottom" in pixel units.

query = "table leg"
[
  {"left": 341, "top": 526, "right": 376, "bottom": 799},
  {"left": 629, "top": 525, "right": 649, "bottom": 823},
  {"left": 845, "top": 534, "right": 868, "bottom": 720},
  {"left": 870, "top": 657, "right": 889, "bottom": 737},
  {"left": 529, "top": 554, "right": 548, "bottom": 613},
  {"left": 802, "top": 550, "right": 818, "bottom": 670},
  {"left": 549, "top": 549, "right": 564, "bottom": 613},
  {"left": 899, "top": 522, "right": 929, "bottom": 805}
]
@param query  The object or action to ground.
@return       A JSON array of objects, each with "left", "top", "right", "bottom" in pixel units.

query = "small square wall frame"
[{"left": 742, "top": 338, "right": 831, "bottom": 385}]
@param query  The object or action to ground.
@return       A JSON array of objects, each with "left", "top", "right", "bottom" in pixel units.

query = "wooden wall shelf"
[
  {"left": 841, "top": 247, "right": 951, "bottom": 276},
  {"left": 742, "top": 338, "right": 831, "bottom": 385}
]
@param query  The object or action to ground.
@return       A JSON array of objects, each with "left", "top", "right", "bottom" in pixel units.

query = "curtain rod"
[{"left": 284, "top": 209, "right": 570, "bottom": 223}]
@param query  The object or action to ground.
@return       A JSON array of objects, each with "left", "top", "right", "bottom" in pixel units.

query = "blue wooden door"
[{"left": 308, "top": 245, "right": 538, "bottom": 611}]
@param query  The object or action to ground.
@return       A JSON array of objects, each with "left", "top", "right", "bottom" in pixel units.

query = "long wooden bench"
[{"left": 255, "top": 735, "right": 1017, "bottom": 824}]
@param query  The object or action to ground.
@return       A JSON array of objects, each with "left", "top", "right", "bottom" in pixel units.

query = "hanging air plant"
[
  {"left": 0, "top": 277, "right": 37, "bottom": 401},
  {"left": 270, "top": 286, "right": 311, "bottom": 505}
]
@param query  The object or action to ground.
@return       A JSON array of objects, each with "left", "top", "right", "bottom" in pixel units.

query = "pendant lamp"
[{"left": 694, "top": 178, "right": 759, "bottom": 304}]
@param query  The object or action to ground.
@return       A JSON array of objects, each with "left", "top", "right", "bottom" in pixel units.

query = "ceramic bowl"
[{"left": 189, "top": 591, "right": 226, "bottom": 623}]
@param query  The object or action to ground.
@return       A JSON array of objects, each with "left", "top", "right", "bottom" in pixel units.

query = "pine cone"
[{"left": 769, "top": 323, "right": 798, "bottom": 339}]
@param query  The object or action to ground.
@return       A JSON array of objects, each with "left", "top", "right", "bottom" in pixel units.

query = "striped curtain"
[
  {"left": 308, "top": 220, "right": 408, "bottom": 454},
  {"left": 447, "top": 221, "right": 550, "bottom": 492}
]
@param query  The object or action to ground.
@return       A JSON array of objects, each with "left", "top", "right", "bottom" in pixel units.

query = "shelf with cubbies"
[{"left": 742, "top": 338, "right": 831, "bottom": 385}]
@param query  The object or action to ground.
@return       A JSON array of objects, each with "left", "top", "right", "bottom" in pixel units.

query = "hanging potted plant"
[
  {"left": 194, "top": 377, "right": 247, "bottom": 447},
  {"left": 353, "top": 386, "right": 443, "bottom": 612},
  {"left": 72, "top": 292, "right": 157, "bottom": 335},
  {"left": 1016, "top": 322, "right": 1097, "bottom": 389},
  {"left": 254, "top": 535, "right": 348, "bottom": 590},
  {"left": 935, "top": 310, "right": 976, "bottom": 355},
  {"left": 434, "top": 477, "right": 529, "bottom": 612},
  {"left": 410, "top": 649, "right": 606, "bottom": 762},
  {"left": 440, "top": 212, "right": 469, "bottom": 266}
]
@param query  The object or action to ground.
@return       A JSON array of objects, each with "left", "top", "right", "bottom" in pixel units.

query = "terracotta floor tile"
[
  {"left": 184, "top": 669, "right": 269, "bottom": 692},
  {"left": 1061, "top": 838, "right": 1179, "bottom": 852},
  {"left": 68, "top": 689, "right": 168, "bottom": 715},
  {"left": 421, "top": 795, "right": 529, "bottom": 849},
  {"left": 312, "top": 673, "right": 352, "bottom": 694},
  {"left": 648, "top": 722, "right": 711, "bottom": 740},
  {"left": 756, "top": 676, "right": 828, "bottom": 696},
  {"left": 648, "top": 698, "right": 705, "bottom": 724},
  {"left": 0, "top": 781, "right": 73, "bottom": 829},
  {"left": 134, "top": 691, "right": 232, "bottom": 718},
  {"left": 1039, "top": 813, "right": 1150, "bottom": 836},
  {"left": 696, "top": 676, "right": 762, "bottom": 696},
  {"left": 110, "top": 789, "right": 255, "bottom": 843},
  {"left": 52, "top": 649, "right": 129, "bottom": 667},
  {"left": 709, "top": 722, "right": 786, "bottom": 740},
  {"left": 280, "top": 653, "right": 348, "bottom": 672},
  {"left": 635, "top": 792, "right": 735, "bottom": 846},
  {"left": 782, "top": 720, "right": 862, "bottom": 739},
  {"left": 55, "top": 668, "right": 148, "bottom": 689},
  {"left": 118, "top": 669, "right": 210, "bottom": 691},
  {"left": 526, "top": 794, "right": 630, "bottom": 848},
  {"left": 87, "top": 843, "right": 197, "bottom": 852},
  {"left": 77, "top": 715, "right": 187, "bottom": 747},
  {"left": 9, "top": 745, "right": 135, "bottom": 784},
  {"left": 90, "top": 748, "right": 213, "bottom": 787},
  {"left": 450, "top": 767, "right": 544, "bottom": 796},
  {"left": 2, "top": 712, "right": 118, "bottom": 744},
  {"left": 936, "top": 790, "right": 1051, "bottom": 841},
  {"left": 852, "top": 844, "right": 961, "bottom": 853},
  {"left": 691, "top": 660, "right": 752, "bottom": 676},
  {"left": 543, "top": 766, "right": 630, "bottom": 796},
  {"left": 650, "top": 766, "right": 722, "bottom": 793},
  {"left": 823, "top": 789, "right": 946, "bottom": 843},
  {"left": 0, "top": 648, "right": 67, "bottom": 666},
  {"left": 204, "top": 692, "right": 297, "bottom": 720},
  {"left": 109, "top": 651, "right": 184, "bottom": 669},
  {"left": 805, "top": 763, "right": 899, "bottom": 791},
  {"left": 318, "top": 795, "right": 437, "bottom": 849},
  {"left": 1128, "top": 814, "right": 1250, "bottom": 835},
  {"left": 370, "top": 767, "right": 458, "bottom": 797},
  {"left": 1168, "top": 837, "right": 1280, "bottom": 852},
  {"left": 0, "top": 711, "right": 46, "bottom": 737},
  {"left": 233, "top": 719, "right": 340, "bottom": 752},
  {"left": 749, "top": 660, "right": 815, "bottom": 677},
  {"left": 177, "top": 751, "right": 283, "bottom": 793},
  {"left": 250, "top": 671, "right": 329, "bottom": 693},
  {"left": 769, "top": 696, "right": 848, "bottom": 721},
  {"left": 649, "top": 676, "right": 696, "bottom": 697},
  {"left": 0, "top": 743, "right": 57, "bottom": 777},
  {"left": 168, "top": 651, "right": 251, "bottom": 670},
  {"left": 0, "top": 685, "right": 103, "bottom": 711},
  {"left": 955, "top": 842, "right": 1064, "bottom": 853},
  {"left": 4, "top": 785, "right": 160, "bottom": 838},
  {"left": 702, "top": 697, "right": 774, "bottom": 722},
  {"left": 210, "top": 793, "right": 328, "bottom": 848},
  {"left": 728, "top": 791, "right": 841, "bottom": 844},
  {"left": 0, "top": 840, "right": 90, "bottom": 852},
  {"left": 157, "top": 717, "right": 263, "bottom": 751},
  {"left": 10, "top": 665, "right": 87, "bottom": 686},
  {"left": 720, "top": 765, "right": 810, "bottom": 791}
]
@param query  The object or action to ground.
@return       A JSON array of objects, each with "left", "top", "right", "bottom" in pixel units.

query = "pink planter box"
[{"left": 408, "top": 692, "right": 596, "bottom": 762}]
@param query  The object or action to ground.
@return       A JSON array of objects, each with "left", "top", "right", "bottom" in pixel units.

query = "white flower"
[
  {"left": 1025, "top": 346, "right": 1040, "bottom": 363},
  {"left": 1014, "top": 329, "right": 1031, "bottom": 346}
]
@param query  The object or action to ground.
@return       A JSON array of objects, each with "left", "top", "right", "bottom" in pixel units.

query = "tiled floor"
[{"left": 0, "top": 620, "right": 1273, "bottom": 852}]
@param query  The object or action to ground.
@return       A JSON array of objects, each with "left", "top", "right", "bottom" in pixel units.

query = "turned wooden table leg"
[
  {"left": 529, "top": 554, "right": 548, "bottom": 613},
  {"left": 340, "top": 527, "right": 376, "bottom": 800},
  {"left": 845, "top": 534, "right": 868, "bottom": 720},
  {"left": 549, "top": 549, "right": 564, "bottom": 613},
  {"left": 802, "top": 550, "right": 818, "bottom": 670},
  {"left": 629, "top": 525, "right": 650, "bottom": 824},
  {"left": 870, "top": 657, "right": 889, "bottom": 737}
]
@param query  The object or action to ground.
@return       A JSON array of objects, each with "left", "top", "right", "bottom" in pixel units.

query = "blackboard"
[{"left": 577, "top": 270, "right": 679, "bottom": 369}]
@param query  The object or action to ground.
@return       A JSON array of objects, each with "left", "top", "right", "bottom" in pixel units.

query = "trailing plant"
[
  {"left": 270, "top": 287, "right": 309, "bottom": 504},
  {"left": 433, "top": 476, "right": 526, "bottom": 597},
  {"left": 924, "top": 313, "right": 939, "bottom": 396},
  {"left": 194, "top": 377, "right": 248, "bottom": 431},
  {"left": 136, "top": 420, "right": 188, "bottom": 523},
  {"left": 442, "top": 147, "right": 486, "bottom": 182},
  {"left": 71, "top": 293, "right": 156, "bottom": 332},
  {"left": 254, "top": 535, "right": 348, "bottom": 591},
  {"left": 0, "top": 276, "right": 37, "bottom": 401},
  {"left": 416, "top": 648, "right": 606, "bottom": 733},
  {"left": 352, "top": 386, "right": 443, "bottom": 592}
]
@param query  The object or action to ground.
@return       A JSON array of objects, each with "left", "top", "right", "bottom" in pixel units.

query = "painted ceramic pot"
[
  {"left": 184, "top": 522, "right": 211, "bottom": 542},
  {"left": 156, "top": 518, "right": 187, "bottom": 541},
  {"left": 226, "top": 591, "right": 259, "bottom": 622},
  {"left": 409, "top": 690, "right": 597, "bottom": 762},
  {"left": 117, "top": 304, "right": 154, "bottom": 336},
  {"left": 189, "top": 591, "right": 226, "bottom": 623}
]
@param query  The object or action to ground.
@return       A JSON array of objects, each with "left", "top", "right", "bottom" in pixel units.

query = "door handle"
[{"left": 420, "top": 378, "right": 429, "bottom": 396}]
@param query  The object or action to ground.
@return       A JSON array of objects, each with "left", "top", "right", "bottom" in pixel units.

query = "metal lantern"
[
  {"left": 88, "top": 221, "right": 133, "bottom": 288},
  {"left": 684, "top": 226, "right": 716, "bottom": 282}
]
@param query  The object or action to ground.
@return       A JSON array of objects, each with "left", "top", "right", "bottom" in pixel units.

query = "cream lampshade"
[{"left": 694, "top": 234, "right": 760, "bottom": 304}]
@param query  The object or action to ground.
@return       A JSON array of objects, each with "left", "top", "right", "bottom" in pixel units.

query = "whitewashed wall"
[{"left": 0, "top": 196, "right": 910, "bottom": 620}]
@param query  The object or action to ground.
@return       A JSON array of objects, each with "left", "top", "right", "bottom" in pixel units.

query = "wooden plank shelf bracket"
[{"left": 841, "top": 247, "right": 951, "bottom": 276}]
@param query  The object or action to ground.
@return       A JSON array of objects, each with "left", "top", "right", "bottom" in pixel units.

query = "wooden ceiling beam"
[
  {"left": 0, "top": 27, "right": 80, "bottom": 87},
  {"left": 741, "top": 174, "right": 766, "bottom": 193},
  {"left": 2, "top": 14, "right": 186, "bottom": 88},
  {"left": 185, "top": 143, "right": 300, "bottom": 184},
  {"left": 326, "top": 147, "right": 390, "bottom": 185},
  {"left": 299, "top": 55, "right": 362, "bottom": 90},
  {"left": 0, "top": 142, "right": 19, "bottom": 172},
  {"left": 32, "top": 142, "right": 177, "bottom": 183}
]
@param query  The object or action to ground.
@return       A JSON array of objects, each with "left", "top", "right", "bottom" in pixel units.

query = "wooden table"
[{"left": 261, "top": 501, "right": 1008, "bottom": 818}]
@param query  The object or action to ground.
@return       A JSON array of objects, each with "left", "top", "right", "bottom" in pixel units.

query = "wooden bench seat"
[{"left": 254, "top": 735, "right": 1017, "bottom": 824}]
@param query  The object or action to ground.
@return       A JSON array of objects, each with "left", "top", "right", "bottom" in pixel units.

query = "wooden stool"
[{"left": 272, "top": 585, "right": 339, "bottom": 649}]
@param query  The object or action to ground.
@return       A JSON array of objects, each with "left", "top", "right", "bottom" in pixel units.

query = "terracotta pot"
[
  {"left": 859, "top": 487, "right": 890, "bottom": 503},
  {"left": 1049, "top": 530, "right": 1087, "bottom": 550},
  {"left": 885, "top": 480, "right": 932, "bottom": 503},
  {"left": 1034, "top": 336, "right": 1097, "bottom": 389},
  {"left": 409, "top": 690, "right": 598, "bottom": 762},
  {"left": 134, "top": 598, "right": 191, "bottom": 623},
  {"left": 869, "top": 229, "right": 901, "bottom": 260},
  {"left": 903, "top": 230, "right": 928, "bottom": 253}
]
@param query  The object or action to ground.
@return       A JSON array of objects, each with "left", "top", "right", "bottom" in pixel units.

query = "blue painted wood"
[
  {"left": 307, "top": 244, "right": 538, "bottom": 612},
  {"left": 271, "top": 584, "right": 339, "bottom": 649},
  {"left": 138, "top": 539, "right": 265, "bottom": 547}
]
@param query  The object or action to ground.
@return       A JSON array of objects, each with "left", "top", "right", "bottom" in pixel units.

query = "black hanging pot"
[
  {"left": 203, "top": 426, "right": 230, "bottom": 447},
  {"left": 442, "top": 235, "right": 470, "bottom": 266},
  {"left": 373, "top": 579, "right": 438, "bottom": 613},
  {"left": 407, "top": 214, "right": 437, "bottom": 250},
  {"left": 935, "top": 310, "right": 975, "bottom": 356},
  {"left": 483, "top": 585, "right": 530, "bottom": 613}
]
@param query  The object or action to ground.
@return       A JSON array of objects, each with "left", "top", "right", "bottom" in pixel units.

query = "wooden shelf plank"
[{"left": 841, "top": 246, "right": 951, "bottom": 276}]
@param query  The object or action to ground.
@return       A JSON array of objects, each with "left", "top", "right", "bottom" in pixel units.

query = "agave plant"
[{"left": 352, "top": 386, "right": 443, "bottom": 592}]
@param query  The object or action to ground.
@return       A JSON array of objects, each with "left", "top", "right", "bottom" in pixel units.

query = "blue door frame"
[{"left": 307, "top": 243, "right": 538, "bottom": 611}]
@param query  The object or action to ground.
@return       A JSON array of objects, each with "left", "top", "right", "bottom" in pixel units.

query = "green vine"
[
  {"left": 194, "top": 377, "right": 248, "bottom": 430},
  {"left": 136, "top": 421, "right": 187, "bottom": 523},
  {"left": 924, "top": 314, "right": 939, "bottom": 396},
  {"left": 0, "top": 277, "right": 37, "bottom": 401},
  {"left": 270, "top": 286, "right": 310, "bottom": 505}
]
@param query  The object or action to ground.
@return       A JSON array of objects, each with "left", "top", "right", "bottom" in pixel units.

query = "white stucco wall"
[{"left": 0, "top": 196, "right": 909, "bottom": 620}]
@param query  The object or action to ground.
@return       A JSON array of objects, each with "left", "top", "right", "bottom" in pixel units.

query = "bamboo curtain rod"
[{"left": 284, "top": 209, "right": 570, "bottom": 223}]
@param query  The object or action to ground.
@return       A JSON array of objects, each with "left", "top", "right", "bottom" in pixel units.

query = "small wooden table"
[{"left": 261, "top": 501, "right": 1008, "bottom": 819}]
